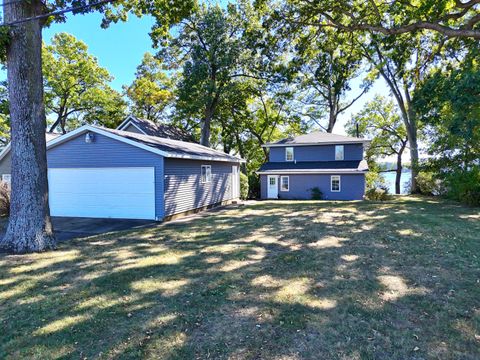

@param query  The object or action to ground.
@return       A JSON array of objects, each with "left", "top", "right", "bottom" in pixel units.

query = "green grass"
[{"left": 0, "top": 196, "right": 479, "bottom": 359}]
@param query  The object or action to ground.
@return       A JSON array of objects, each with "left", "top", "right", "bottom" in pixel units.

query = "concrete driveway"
[{"left": 51, "top": 217, "right": 158, "bottom": 242}]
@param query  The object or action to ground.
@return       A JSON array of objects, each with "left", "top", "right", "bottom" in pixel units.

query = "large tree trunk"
[
  {"left": 0, "top": 0, "right": 56, "bottom": 253},
  {"left": 405, "top": 105, "right": 419, "bottom": 194},
  {"left": 395, "top": 148, "right": 404, "bottom": 195},
  {"left": 201, "top": 105, "right": 214, "bottom": 147},
  {"left": 326, "top": 110, "right": 336, "bottom": 133}
]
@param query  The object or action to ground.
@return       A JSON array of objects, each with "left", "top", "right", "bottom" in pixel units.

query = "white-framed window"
[
  {"left": 1, "top": 174, "right": 11, "bottom": 184},
  {"left": 269, "top": 176, "right": 276, "bottom": 186},
  {"left": 335, "top": 145, "right": 344, "bottom": 160},
  {"left": 285, "top": 147, "right": 294, "bottom": 161},
  {"left": 331, "top": 175, "right": 341, "bottom": 192},
  {"left": 201, "top": 165, "right": 212, "bottom": 183},
  {"left": 280, "top": 176, "right": 289, "bottom": 191}
]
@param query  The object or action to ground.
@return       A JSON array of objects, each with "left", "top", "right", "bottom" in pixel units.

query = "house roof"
[
  {"left": 257, "top": 160, "right": 369, "bottom": 174},
  {"left": 263, "top": 132, "right": 370, "bottom": 147},
  {"left": 0, "top": 132, "right": 61, "bottom": 162},
  {"left": 47, "top": 125, "right": 244, "bottom": 163},
  {"left": 117, "top": 115, "right": 195, "bottom": 142}
]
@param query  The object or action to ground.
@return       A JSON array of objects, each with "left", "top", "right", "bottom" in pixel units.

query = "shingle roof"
[
  {"left": 95, "top": 126, "right": 243, "bottom": 163},
  {"left": 257, "top": 160, "right": 368, "bottom": 173},
  {"left": 265, "top": 132, "right": 369, "bottom": 146},
  {"left": 122, "top": 115, "right": 195, "bottom": 142}
]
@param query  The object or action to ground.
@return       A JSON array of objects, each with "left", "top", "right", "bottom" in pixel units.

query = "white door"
[
  {"left": 48, "top": 167, "right": 156, "bottom": 220},
  {"left": 267, "top": 175, "right": 278, "bottom": 199},
  {"left": 232, "top": 165, "right": 240, "bottom": 198}
]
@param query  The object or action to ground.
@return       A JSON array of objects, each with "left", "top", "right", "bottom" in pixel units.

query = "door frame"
[
  {"left": 267, "top": 175, "right": 279, "bottom": 199},
  {"left": 232, "top": 165, "right": 239, "bottom": 198}
]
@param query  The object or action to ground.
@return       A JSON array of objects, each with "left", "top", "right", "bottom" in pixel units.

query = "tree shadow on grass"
[{"left": 0, "top": 197, "right": 479, "bottom": 359}]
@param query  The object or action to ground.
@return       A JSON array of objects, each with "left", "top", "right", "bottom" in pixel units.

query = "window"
[
  {"left": 285, "top": 147, "right": 294, "bottom": 161},
  {"left": 280, "top": 176, "right": 289, "bottom": 191},
  {"left": 1, "top": 174, "right": 11, "bottom": 184},
  {"left": 201, "top": 165, "right": 212, "bottom": 183},
  {"left": 331, "top": 175, "right": 341, "bottom": 192},
  {"left": 335, "top": 145, "right": 344, "bottom": 160},
  {"left": 269, "top": 177, "right": 276, "bottom": 186}
]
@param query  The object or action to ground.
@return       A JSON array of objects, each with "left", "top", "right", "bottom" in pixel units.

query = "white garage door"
[{"left": 48, "top": 167, "right": 156, "bottom": 220}]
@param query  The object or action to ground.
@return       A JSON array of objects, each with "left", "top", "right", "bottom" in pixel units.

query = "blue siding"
[
  {"left": 269, "top": 144, "right": 364, "bottom": 162},
  {"left": 47, "top": 133, "right": 165, "bottom": 219},
  {"left": 164, "top": 159, "right": 237, "bottom": 216},
  {"left": 260, "top": 173, "right": 365, "bottom": 200}
]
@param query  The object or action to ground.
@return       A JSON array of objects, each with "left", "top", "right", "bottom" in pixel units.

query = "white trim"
[
  {"left": 257, "top": 169, "right": 367, "bottom": 175},
  {"left": 285, "top": 147, "right": 294, "bottom": 162},
  {"left": 262, "top": 140, "right": 370, "bottom": 148},
  {"left": 47, "top": 125, "right": 244, "bottom": 163},
  {"left": 0, "top": 143, "right": 11, "bottom": 162},
  {"left": 201, "top": 164, "right": 212, "bottom": 183},
  {"left": 116, "top": 115, "right": 147, "bottom": 134},
  {"left": 331, "top": 175, "right": 341, "bottom": 192},
  {"left": 280, "top": 176, "right": 289, "bottom": 192}
]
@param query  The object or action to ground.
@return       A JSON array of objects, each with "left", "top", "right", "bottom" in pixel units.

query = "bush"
[
  {"left": 240, "top": 172, "right": 249, "bottom": 200},
  {"left": 0, "top": 181, "right": 10, "bottom": 216},
  {"left": 445, "top": 168, "right": 480, "bottom": 206},
  {"left": 248, "top": 174, "right": 260, "bottom": 199},
  {"left": 310, "top": 187, "right": 323, "bottom": 200},
  {"left": 365, "top": 186, "right": 392, "bottom": 201},
  {"left": 416, "top": 171, "right": 444, "bottom": 196}
]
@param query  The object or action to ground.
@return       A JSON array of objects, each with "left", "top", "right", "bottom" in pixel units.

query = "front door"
[{"left": 267, "top": 175, "right": 278, "bottom": 199}]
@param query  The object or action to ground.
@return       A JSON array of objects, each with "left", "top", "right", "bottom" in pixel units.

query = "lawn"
[{"left": 0, "top": 197, "right": 479, "bottom": 359}]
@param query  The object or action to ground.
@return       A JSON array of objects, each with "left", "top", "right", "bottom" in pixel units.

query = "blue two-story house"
[{"left": 258, "top": 132, "right": 370, "bottom": 200}]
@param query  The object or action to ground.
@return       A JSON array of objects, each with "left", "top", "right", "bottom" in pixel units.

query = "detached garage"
[{"left": 46, "top": 125, "right": 244, "bottom": 221}]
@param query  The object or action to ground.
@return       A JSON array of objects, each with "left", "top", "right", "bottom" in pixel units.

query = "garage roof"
[{"left": 48, "top": 125, "right": 245, "bottom": 163}]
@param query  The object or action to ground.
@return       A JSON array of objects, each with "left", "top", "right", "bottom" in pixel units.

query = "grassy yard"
[{"left": 0, "top": 197, "right": 479, "bottom": 359}]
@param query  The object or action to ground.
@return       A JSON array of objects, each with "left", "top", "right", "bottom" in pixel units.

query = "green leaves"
[{"left": 43, "top": 32, "right": 127, "bottom": 133}]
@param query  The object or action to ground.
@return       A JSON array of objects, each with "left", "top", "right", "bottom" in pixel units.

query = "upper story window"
[
  {"left": 335, "top": 145, "right": 344, "bottom": 160},
  {"left": 201, "top": 165, "right": 212, "bottom": 183},
  {"left": 285, "top": 147, "right": 294, "bottom": 161}
]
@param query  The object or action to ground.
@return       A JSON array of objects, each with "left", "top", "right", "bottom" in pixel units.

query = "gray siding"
[
  {"left": 269, "top": 144, "right": 364, "bottom": 162},
  {"left": 0, "top": 151, "right": 11, "bottom": 176},
  {"left": 47, "top": 133, "right": 165, "bottom": 219},
  {"left": 164, "top": 159, "right": 237, "bottom": 216},
  {"left": 260, "top": 173, "right": 365, "bottom": 201},
  {"left": 123, "top": 124, "right": 144, "bottom": 134}
]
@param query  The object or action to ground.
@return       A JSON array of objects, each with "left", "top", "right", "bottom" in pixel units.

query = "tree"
[
  {"left": 162, "top": 5, "right": 248, "bottom": 147},
  {"left": 347, "top": 95, "right": 408, "bottom": 194},
  {"left": 1, "top": 0, "right": 195, "bottom": 253},
  {"left": 290, "top": 28, "right": 368, "bottom": 133},
  {"left": 413, "top": 44, "right": 480, "bottom": 171},
  {"left": 279, "top": 0, "right": 480, "bottom": 39},
  {"left": 43, "top": 33, "right": 126, "bottom": 134},
  {"left": 124, "top": 52, "right": 173, "bottom": 122}
]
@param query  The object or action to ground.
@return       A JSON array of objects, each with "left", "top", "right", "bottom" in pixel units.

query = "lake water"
[{"left": 382, "top": 170, "right": 412, "bottom": 194}]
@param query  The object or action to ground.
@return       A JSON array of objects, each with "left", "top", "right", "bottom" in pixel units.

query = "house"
[
  {"left": 45, "top": 125, "right": 243, "bottom": 220},
  {"left": 257, "top": 132, "right": 369, "bottom": 200},
  {"left": 0, "top": 132, "right": 60, "bottom": 183},
  {"left": 117, "top": 115, "right": 195, "bottom": 143},
  {"left": 0, "top": 117, "right": 243, "bottom": 220}
]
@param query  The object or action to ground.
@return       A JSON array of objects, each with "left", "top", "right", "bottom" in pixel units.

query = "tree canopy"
[{"left": 43, "top": 33, "right": 127, "bottom": 133}]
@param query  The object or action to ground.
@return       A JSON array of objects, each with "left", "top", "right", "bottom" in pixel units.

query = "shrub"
[
  {"left": 365, "top": 186, "right": 392, "bottom": 201},
  {"left": 445, "top": 168, "right": 480, "bottom": 206},
  {"left": 248, "top": 174, "right": 260, "bottom": 199},
  {"left": 239, "top": 172, "right": 249, "bottom": 200},
  {"left": 310, "top": 187, "right": 323, "bottom": 200},
  {"left": 416, "top": 171, "right": 444, "bottom": 196},
  {"left": 0, "top": 181, "right": 10, "bottom": 216}
]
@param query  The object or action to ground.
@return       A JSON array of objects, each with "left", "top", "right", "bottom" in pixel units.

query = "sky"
[{"left": 1, "top": 9, "right": 391, "bottom": 139}]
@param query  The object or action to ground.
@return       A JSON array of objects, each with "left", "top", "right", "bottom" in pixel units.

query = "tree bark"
[
  {"left": 201, "top": 105, "right": 214, "bottom": 147},
  {"left": 0, "top": 0, "right": 56, "bottom": 253},
  {"left": 326, "top": 109, "right": 336, "bottom": 133},
  {"left": 395, "top": 142, "right": 407, "bottom": 195}
]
